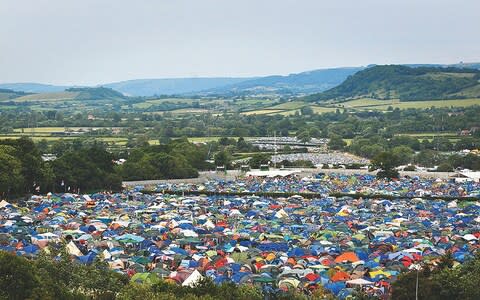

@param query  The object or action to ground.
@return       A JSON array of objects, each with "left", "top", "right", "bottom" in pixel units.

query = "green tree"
[
  {"left": 391, "top": 145, "right": 414, "bottom": 165},
  {"left": 370, "top": 151, "right": 400, "bottom": 179},
  {"left": 0, "top": 145, "right": 24, "bottom": 197},
  {"left": 214, "top": 150, "right": 232, "bottom": 168},
  {"left": 328, "top": 135, "right": 346, "bottom": 150},
  {"left": 0, "top": 251, "right": 42, "bottom": 300}
]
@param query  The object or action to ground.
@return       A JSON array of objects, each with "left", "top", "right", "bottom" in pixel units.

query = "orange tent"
[
  {"left": 331, "top": 271, "right": 351, "bottom": 282},
  {"left": 334, "top": 251, "right": 360, "bottom": 263}
]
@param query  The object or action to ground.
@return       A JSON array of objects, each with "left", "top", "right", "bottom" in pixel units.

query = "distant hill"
[
  {"left": 65, "top": 87, "right": 127, "bottom": 100},
  {"left": 306, "top": 65, "right": 480, "bottom": 102},
  {"left": 2, "top": 63, "right": 479, "bottom": 97},
  {"left": 6, "top": 87, "right": 127, "bottom": 103},
  {"left": 200, "top": 67, "right": 365, "bottom": 96},
  {"left": 0, "top": 83, "right": 70, "bottom": 93},
  {"left": 103, "top": 78, "right": 253, "bottom": 97},
  {"left": 0, "top": 88, "right": 30, "bottom": 101}
]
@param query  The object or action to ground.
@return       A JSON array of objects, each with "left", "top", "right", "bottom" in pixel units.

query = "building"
[{"left": 450, "top": 171, "right": 480, "bottom": 183}]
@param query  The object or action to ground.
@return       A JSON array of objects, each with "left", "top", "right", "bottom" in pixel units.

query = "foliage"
[
  {"left": 328, "top": 135, "right": 347, "bottom": 150},
  {"left": 51, "top": 143, "right": 122, "bottom": 192},
  {"left": 66, "top": 87, "right": 127, "bottom": 100},
  {"left": 249, "top": 153, "right": 272, "bottom": 169},
  {"left": 0, "top": 137, "right": 53, "bottom": 196},
  {"left": 119, "top": 139, "right": 207, "bottom": 180},
  {"left": 392, "top": 253, "right": 480, "bottom": 300},
  {"left": 370, "top": 151, "right": 400, "bottom": 179},
  {"left": 308, "top": 65, "right": 480, "bottom": 101}
]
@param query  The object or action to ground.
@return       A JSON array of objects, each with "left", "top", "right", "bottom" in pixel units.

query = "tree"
[
  {"left": 391, "top": 145, "right": 414, "bottom": 165},
  {"left": 297, "top": 130, "right": 311, "bottom": 144},
  {"left": 0, "top": 145, "right": 24, "bottom": 197},
  {"left": 328, "top": 135, "right": 347, "bottom": 150},
  {"left": 214, "top": 150, "right": 232, "bottom": 168},
  {"left": 249, "top": 153, "right": 271, "bottom": 169},
  {"left": 300, "top": 106, "right": 314, "bottom": 116},
  {"left": 0, "top": 251, "right": 41, "bottom": 300},
  {"left": 414, "top": 150, "right": 443, "bottom": 167},
  {"left": 370, "top": 151, "right": 400, "bottom": 179},
  {"left": 236, "top": 137, "right": 249, "bottom": 152},
  {"left": 392, "top": 254, "right": 480, "bottom": 300},
  {"left": 436, "top": 162, "right": 453, "bottom": 172}
]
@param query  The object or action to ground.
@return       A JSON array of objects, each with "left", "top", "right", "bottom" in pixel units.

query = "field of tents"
[{"left": 1, "top": 172, "right": 479, "bottom": 298}]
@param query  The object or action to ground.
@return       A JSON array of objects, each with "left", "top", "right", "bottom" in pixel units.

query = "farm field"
[
  {"left": 170, "top": 108, "right": 210, "bottom": 115},
  {"left": 267, "top": 101, "right": 306, "bottom": 110},
  {"left": 11, "top": 92, "right": 79, "bottom": 102},
  {"left": 241, "top": 109, "right": 285, "bottom": 115},
  {"left": 132, "top": 98, "right": 198, "bottom": 109},
  {"left": 325, "top": 98, "right": 480, "bottom": 110},
  {"left": 13, "top": 127, "right": 125, "bottom": 133}
]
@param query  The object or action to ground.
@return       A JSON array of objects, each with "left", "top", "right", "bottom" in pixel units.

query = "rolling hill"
[
  {"left": 65, "top": 87, "right": 127, "bottom": 100},
  {"left": 2, "top": 63, "right": 479, "bottom": 98},
  {"left": 200, "top": 67, "right": 365, "bottom": 96},
  {"left": 3, "top": 87, "right": 127, "bottom": 103},
  {"left": 103, "top": 78, "right": 253, "bottom": 96},
  {"left": 0, "top": 83, "right": 71, "bottom": 93},
  {"left": 305, "top": 65, "right": 480, "bottom": 102},
  {"left": 0, "top": 88, "right": 30, "bottom": 101}
]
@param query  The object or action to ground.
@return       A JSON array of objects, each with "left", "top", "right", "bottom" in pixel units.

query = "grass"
[
  {"left": 331, "top": 98, "right": 396, "bottom": 108},
  {"left": 396, "top": 132, "right": 458, "bottom": 137},
  {"left": 323, "top": 98, "right": 480, "bottom": 111},
  {"left": 311, "top": 106, "right": 340, "bottom": 114},
  {"left": 241, "top": 109, "right": 285, "bottom": 115},
  {"left": 267, "top": 101, "right": 306, "bottom": 110},
  {"left": 170, "top": 108, "right": 210, "bottom": 114},
  {"left": 13, "top": 127, "right": 123, "bottom": 133},
  {"left": 12, "top": 92, "right": 79, "bottom": 102},
  {"left": 133, "top": 98, "right": 198, "bottom": 109}
]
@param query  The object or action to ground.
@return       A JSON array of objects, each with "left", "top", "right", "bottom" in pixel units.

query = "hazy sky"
[{"left": 1, "top": 0, "right": 479, "bottom": 85}]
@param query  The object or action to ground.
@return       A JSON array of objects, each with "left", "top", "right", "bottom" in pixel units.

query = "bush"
[{"left": 436, "top": 163, "right": 453, "bottom": 172}]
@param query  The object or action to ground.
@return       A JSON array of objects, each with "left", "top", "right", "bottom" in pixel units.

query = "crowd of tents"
[
  {"left": 156, "top": 173, "right": 480, "bottom": 199},
  {"left": 0, "top": 173, "right": 479, "bottom": 299}
]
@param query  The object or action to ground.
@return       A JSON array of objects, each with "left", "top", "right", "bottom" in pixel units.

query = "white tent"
[
  {"left": 182, "top": 270, "right": 203, "bottom": 287},
  {"left": 346, "top": 278, "right": 374, "bottom": 286},
  {"left": 66, "top": 241, "right": 83, "bottom": 256},
  {"left": 275, "top": 208, "right": 289, "bottom": 218},
  {"left": 0, "top": 200, "right": 11, "bottom": 209}
]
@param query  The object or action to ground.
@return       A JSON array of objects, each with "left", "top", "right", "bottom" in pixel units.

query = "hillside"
[
  {"left": 65, "top": 87, "right": 127, "bottom": 100},
  {"left": 5, "top": 87, "right": 128, "bottom": 104},
  {"left": 104, "top": 78, "right": 253, "bottom": 96},
  {"left": 201, "top": 67, "right": 365, "bottom": 96},
  {"left": 0, "top": 83, "right": 70, "bottom": 93},
  {"left": 2, "top": 63, "right": 480, "bottom": 98},
  {"left": 306, "top": 65, "right": 480, "bottom": 102},
  {"left": 0, "top": 88, "right": 30, "bottom": 101}
]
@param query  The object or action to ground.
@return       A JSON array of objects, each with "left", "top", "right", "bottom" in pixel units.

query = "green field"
[
  {"left": 133, "top": 98, "right": 198, "bottom": 109},
  {"left": 267, "top": 101, "right": 306, "bottom": 110},
  {"left": 170, "top": 108, "right": 210, "bottom": 114},
  {"left": 310, "top": 106, "right": 340, "bottom": 114},
  {"left": 12, "top": 92, "right": 79, "bottom": 102},
  {"left": 241, "top": 109, "right": 285, "bottom": 115},
  {"left": 326, "top": 98, "right": 480, "bottom": 110},
  {"left": 396, "top": 132, "right": 458, "bottom": 137}
]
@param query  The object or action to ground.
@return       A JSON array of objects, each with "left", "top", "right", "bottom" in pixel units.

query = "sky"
[{"left": 1, "top": 0, "right": 479, "bottom": 85}]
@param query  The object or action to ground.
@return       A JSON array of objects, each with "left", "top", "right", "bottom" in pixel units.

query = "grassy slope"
[
  {"left": 306, "top": 65, "right": 480, "bottom": 102},
  {"left": 12, "top": 92, "right": 79, "bottom": 102}
]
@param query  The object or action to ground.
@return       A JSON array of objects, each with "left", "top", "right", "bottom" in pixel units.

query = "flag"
[{"left": 61, "top": 180, "right": 65, "bottom": 186}]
